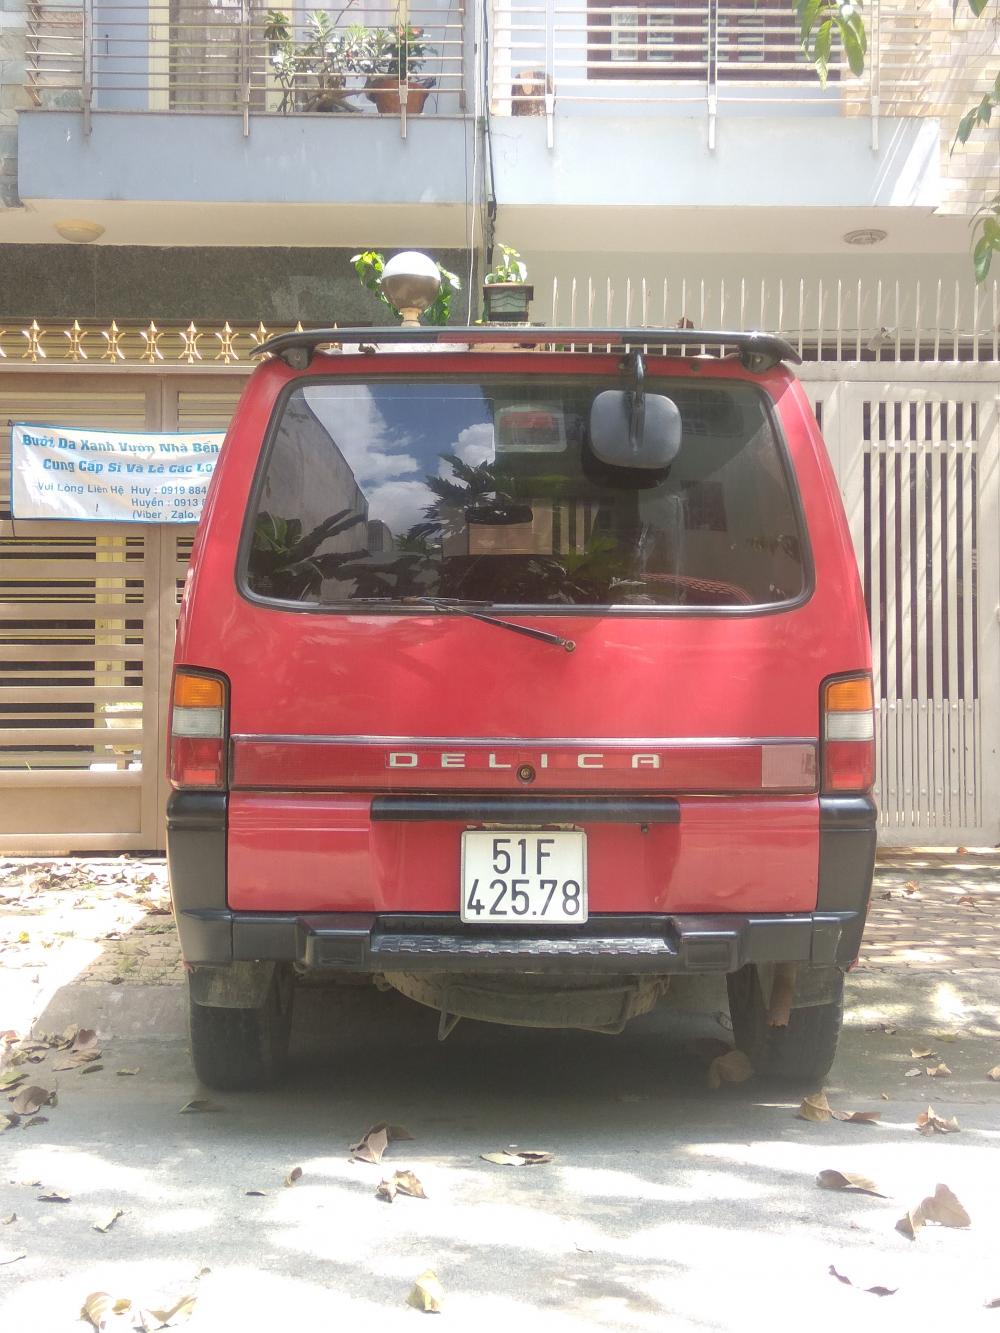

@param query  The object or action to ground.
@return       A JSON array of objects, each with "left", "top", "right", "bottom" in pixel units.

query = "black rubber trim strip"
[
  {"left": 819, "top": 794, "right": 878, "bottom": 830},
  {"left": 370, "top": 796, "right": 681, "bottom": 824},
  {"left": 816, "top": 794, "right": 877, "bottom": 963},
  {"left": 166, "top": 790, "right": 226, "bottom": 830},
  {"left": 166, "top": 790, "right": 230, "bottom": 962},
  {"left": 179, "top": 908, "right": 862, "bottom": 973}
]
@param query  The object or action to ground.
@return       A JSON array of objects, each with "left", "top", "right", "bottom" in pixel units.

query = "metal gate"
[
  {"left": 0, "top": 372, "right": 246, "bottom": 853},
  {"left": 801, "top": 368, "right": 1000, "bottom": 847}
]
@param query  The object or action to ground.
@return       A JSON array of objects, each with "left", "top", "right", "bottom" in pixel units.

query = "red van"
[{"left": 167, "top": 326, "right": 875, "bottom": 1089}]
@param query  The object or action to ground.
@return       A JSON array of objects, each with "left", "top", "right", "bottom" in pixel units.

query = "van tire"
[
  {"left": 188, "top": 966, "right": 294, "bottom": 1090},
  {"left": 726, "top": 964, "right": 844, "bottom": 1084}
]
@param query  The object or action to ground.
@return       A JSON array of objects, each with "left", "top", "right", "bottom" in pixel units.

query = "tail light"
[
  {"left": 169, "top": 670, "right": 228, "bottom": 790},
  {"left": 821, "top": 674, "right": 875, "bottom": 794}
]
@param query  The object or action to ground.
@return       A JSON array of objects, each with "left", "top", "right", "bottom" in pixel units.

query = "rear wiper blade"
[{"left": 405, "top": 596, "right": 576, "bottom": 652}]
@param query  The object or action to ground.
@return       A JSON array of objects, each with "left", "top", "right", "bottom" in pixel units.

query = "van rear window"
[{"left": 243, "top": 376, "right": 806, "bottom": 610}]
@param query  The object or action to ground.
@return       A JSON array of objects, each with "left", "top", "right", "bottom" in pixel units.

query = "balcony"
[{"left": 17, "top": 1, "right": 473, "bottom": 244}]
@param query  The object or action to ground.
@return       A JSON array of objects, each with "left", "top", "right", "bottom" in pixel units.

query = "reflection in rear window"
[{"left": 243, "top": 376, "right": 806, "bottom": 610}]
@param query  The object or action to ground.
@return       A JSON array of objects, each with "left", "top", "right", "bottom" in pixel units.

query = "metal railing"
[
  {"left": 492, "top": 0, "right": 935, "bottom": 146},
  {"left": 26, "top": 1, "right": 468, "bottom": 134}
]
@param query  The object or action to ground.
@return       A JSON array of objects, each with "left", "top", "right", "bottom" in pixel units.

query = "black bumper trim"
[
  {"left": 370, "top": 796, "right": 680, "bottom": 824},
  {"left": 816, "top": 793, "right": 877, "bottom": 962},
  {"left": 173, "top": 908, "right": 862, "bottom": 973}
]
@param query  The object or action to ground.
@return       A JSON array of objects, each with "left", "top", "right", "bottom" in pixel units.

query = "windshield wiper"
[{"left": 349, "top": 596, "right": 575, "bottom": 652}]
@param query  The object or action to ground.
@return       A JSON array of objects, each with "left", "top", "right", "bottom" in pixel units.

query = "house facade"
[{"left": 1, "top": 0, "right": 998, "bottom": 850}]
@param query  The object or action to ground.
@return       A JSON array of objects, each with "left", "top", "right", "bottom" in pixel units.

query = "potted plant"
[
  {"left": 364, "top": 24, "right": 436, "bottom": 115},
  {"left": 482, "top": 244, "right": 534, "bottom": 323},
  {"left": 264, "top": 6, "right": 368, "bottom": 113}
]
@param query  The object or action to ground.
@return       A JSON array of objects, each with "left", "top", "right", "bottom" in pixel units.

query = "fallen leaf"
[
  {"left": 707, "top": 1048, "right": 752, "bottom": 1090},
  {"left": 816, "top": 1169, "right": 886, "bottom": 1197},
  {"left": 71, "top": 1028, "right": 99, "bottom": 1054},
  {"left": 880, "top": 1092, "right": 890, "bottom": 1101},
  {"left": 284, "top": 1167, "right": 302, "bottom": 1187},
  {"left": 903, "top": 880, "right": 922, "bottom": 896},
  {"left": 143, "top": 1293, "right": 197, "bottom": 1328},
  {"left": 0, "top": 1072, "right": 26, "bottom": 1091},
  {"left": 904, "top": 1068, "right": 923, "bottom": 1078},
  {"left": 376, "top": 1177, "right": 398, "bottom": 1203},
  {"left": 116, "top": 1068, "right": 140, "bottom": 1077},
  {"left": 394, "top": 1170, "right": 427, "bottom": 1199},
  {"left": 407, "top": 1269, "right": 444, "bottom": 1313},
  {"left": 828, "top": 1264, "right": 897, "bottom": 1297},
  {"left": 831, "top": 1110, "right": 881, "bottom": 1124},
  {"left": 0, "top": 1249, "right": 25, "bottom": 1265},
  {"left": 1, "top": 1214, "right": 15, "bottom": 1224},
  {"left": 988, "top": 1066, "right": 1000, "bottom": 1082},
  {"left": 178, "top": 1099, "right": 225, "bottom": 1114},
  {"left": 926, "top": 1063, "right": 952, "bottom": 1078},
  {"left": 244, "top": 1190, "right": 266, "bottom": 1197},
  {"left": 896, "top": 1183, "right": 971, "bottom": 1238},
  {"left": 956, "top": 894, "right": 983, "bottom": 910},
  {"left": 916, "top": 1106, "right": 960, "bottom": 1135},
  {"left": 352, "top": 1126, "right": 389, "bottom": 1164},
  {"left": 481, "top": 1149, "right": 553, "bottom": 1166},
  {"left": 797, "top": 1092, "right": 833, "bottom": 1122},
  {"left": 910, "top": 1048, "right": 937, "bottom": 1060},
  {"left": 80, "top": 1063, "right": 104, "bottom": 1075},
  {"left": 93, "top": 1208, "right": 124, "bottom": 1234},
  {"left": 10, "top": 1085, "right": 55, "bottom": 1115},
  {"left": 37, "top": 1191, "right": 70, "bottom": 1203}
]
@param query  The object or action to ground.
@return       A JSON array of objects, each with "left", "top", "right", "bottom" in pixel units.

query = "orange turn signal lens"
[
  {"left": 824, "top": 677, "right": 873, "bottom": 713},
  {"left": 174, "top": 673, "right": 225, "bottom": 709}
]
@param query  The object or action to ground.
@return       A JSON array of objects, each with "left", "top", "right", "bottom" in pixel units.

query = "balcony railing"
[
  {"left": 491, "top": 0, "right": 934, "bottom": 145},
  {"left": 26, "top": 1, "right": 468, "bottom": 134}
]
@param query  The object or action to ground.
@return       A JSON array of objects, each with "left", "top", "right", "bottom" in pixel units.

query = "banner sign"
[{"left": 11, "top": 422, "right": 227, "bottom": 523}]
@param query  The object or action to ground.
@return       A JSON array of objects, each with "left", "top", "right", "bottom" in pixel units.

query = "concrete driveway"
[{"left": 1, "top": 853, "right": 998, "bottom": 1332}]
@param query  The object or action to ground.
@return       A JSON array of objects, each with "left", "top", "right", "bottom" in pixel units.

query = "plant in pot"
[
  {"left": 364, "top": 24, "right": 436, "bottom": 115},
  {"left": 482, "top": 244, "right": 534, "bottom": 323},
  {"left": 351, "top": 249, "right": 461, "bottom": 325},
  {"left": 264, "top": 6, "right": 368, "bottom": 113}
]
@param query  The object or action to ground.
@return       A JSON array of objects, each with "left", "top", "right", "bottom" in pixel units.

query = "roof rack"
[{"left": 252, "top": 326, "right": 801, "bottom": 373}]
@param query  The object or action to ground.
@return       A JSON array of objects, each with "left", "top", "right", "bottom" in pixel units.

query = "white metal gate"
[{"left": 802, "top": 369, "right": 1000, "bottom": 846}]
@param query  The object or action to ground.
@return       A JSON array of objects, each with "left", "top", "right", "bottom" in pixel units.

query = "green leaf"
[
  {"left": 842, "top": 24, "right": 866, "bottom": 76},
  {"left": 815, "top": 19, "right": 832, "bottom": 67},
  {"left": 797, "top": 0, "right": 825, "bottom": 44},
  {"left": 968, "top": 0, "right": 990, "bottom": 15},
  {"left": 974, "top": 234, "right": 993, "bottom": 283}
]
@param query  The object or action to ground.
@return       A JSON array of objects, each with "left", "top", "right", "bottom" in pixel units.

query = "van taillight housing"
[
  {"left": 821, "top": 674, "right": 875, "bottom": 794},
  {"left": 169, "top": 670, "right": 228, "bottom": 790}
]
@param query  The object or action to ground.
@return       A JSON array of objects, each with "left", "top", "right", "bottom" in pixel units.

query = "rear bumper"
[
  {"left": 174, "top": 905, "right": 866, "bottom": 974},
  {"left": 167, "top": 788, "right": 876, "bottom": 974}
]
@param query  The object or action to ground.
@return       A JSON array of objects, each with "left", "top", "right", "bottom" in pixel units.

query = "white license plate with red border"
[{"left": 460, "top": 830, "right": 588, "bottom": 924}]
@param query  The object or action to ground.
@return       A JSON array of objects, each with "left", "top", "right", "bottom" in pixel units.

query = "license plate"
[{"left": 461, "top": 830, "right": 588, "bottom": 924}]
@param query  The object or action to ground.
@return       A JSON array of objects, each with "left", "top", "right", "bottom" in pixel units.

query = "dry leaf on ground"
[
  {"left": 797, "top": 1092, "right": 833, "bottom": 1122},
  {"left": 956, "top": 894, "right": 983, "bottom": 910},
  {"left": 283, "top": 1167, "right": 302, "bottom": 1187},
  {"left": 375, "top": 1177, "right": 398, "bottom": 1203},
  {"left": 93, "top": 1209, "right": 124, "bottom": 1234},
  {"left": 832, "top": 1109, "right": 881, "bottom": 1124},
  {"left": 910, "top": 1048, "right": 937, "bottom": 1060},
  {"left": 178, "top": 1099, "right": 225, "bottom": 1114},
  {"left": 10, "top": 1085, "right": 55, "bottom": 1115},
  {"left": 828, "top": 1264, "right": 897, "bottom": 1297},
  {"left": 0, "top": 1072, "right": 26, "bottom": 1091},
  {"left": 82, "top": 1291, "right": 132, "bottom": 1330},
  {"left": 244, "top": 1190, "right": 266, "bottom": 1197},
  {"left": 1, "top": 1214, "right": 15, "bottom": 1224},
  {"left": 37, "top": 1191, "right": 70, "bottom": 1203},
  {"left": 350, "top": 1121, "right": 413, "bottom": 1164},
  {"left": 903, "top": 881, "right": 922, "bottom": 897},
  {"left": 816, "top": 1169, "right": 886, "bottom": 1197},
  {"left": 80, "top": 1064, "right": 104, "bottom": 1076},
  {"left": 896, "top": 1183, "right": 971, "bottom": 1239},
  {"left": 904, "top": 1068, "right": 923, "bottom": 1078},
  {"left": 142, "top": 1293, "right": 197, "bottom": 1328},
  {"left": 407, "top": 1269, "right": 444, "bottom": 1314},
  {"left": 117, "top": 1069, "right": 140, "bottom": 1077},
  {"left": 707, "top": 1048, "right": 752, "bottom": 1090},
  {"left": 986, "top": 1066, "right": 1000, "bottom": 1082},
  {"left": 926, "top": 1063, "right": 952, "bottom": 1078},
  {"left": 0, "top": 1250, "right": 25, "bottom": 1266},
  {"left": 481, "top": 1149, "right": 553, "bottom": 1166},
  {"left": 916, "top": 1106, "right": 960, "bottom": 1135}
]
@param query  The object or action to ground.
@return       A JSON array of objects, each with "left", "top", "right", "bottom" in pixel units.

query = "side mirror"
[{"left": 590, "top": 389, "right": 681, "bottom": 471}]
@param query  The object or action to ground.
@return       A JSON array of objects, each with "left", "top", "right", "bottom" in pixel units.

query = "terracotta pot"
[{"left": 365, "top": 76, "right": 434, "bottom": 115}]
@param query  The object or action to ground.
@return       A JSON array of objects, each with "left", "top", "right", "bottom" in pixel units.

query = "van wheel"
[
  {"left": 726, "top": 964, "right": 844, "bottom": 1083},
  {"left": 188, "top": 966, "right": 294, "bottom": 1090}
]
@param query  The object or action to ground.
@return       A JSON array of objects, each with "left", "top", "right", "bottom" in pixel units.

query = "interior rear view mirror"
[
  {"left": 590, "top": 389, "right": 682, "bottom": 470},
  {"left": 465, "top": 500, "right": 535, "bottom": 526}
]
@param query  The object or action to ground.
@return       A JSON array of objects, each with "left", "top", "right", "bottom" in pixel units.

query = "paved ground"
[{"left": 0, "top": 853, "right": 998, "bottom": 1332}]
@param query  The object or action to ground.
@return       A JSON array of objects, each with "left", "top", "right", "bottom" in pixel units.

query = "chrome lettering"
[
  {"left": 388, "top": 751, "right": 418, "bottom": 768},
  {"left": 539, "top": 753, "right": 549, "bottom": 768},
  {"left": 488, "top": 753, "right": 511, "bottom": 769},
  {"left": 631, "top": 754, "right": 661, "bottom": 769},
  {"left": 441, "top": 753, "right": 465, "bottom": 768},
  {"left": 578, "top": 754, "right": 604, "bottom": 768}
]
